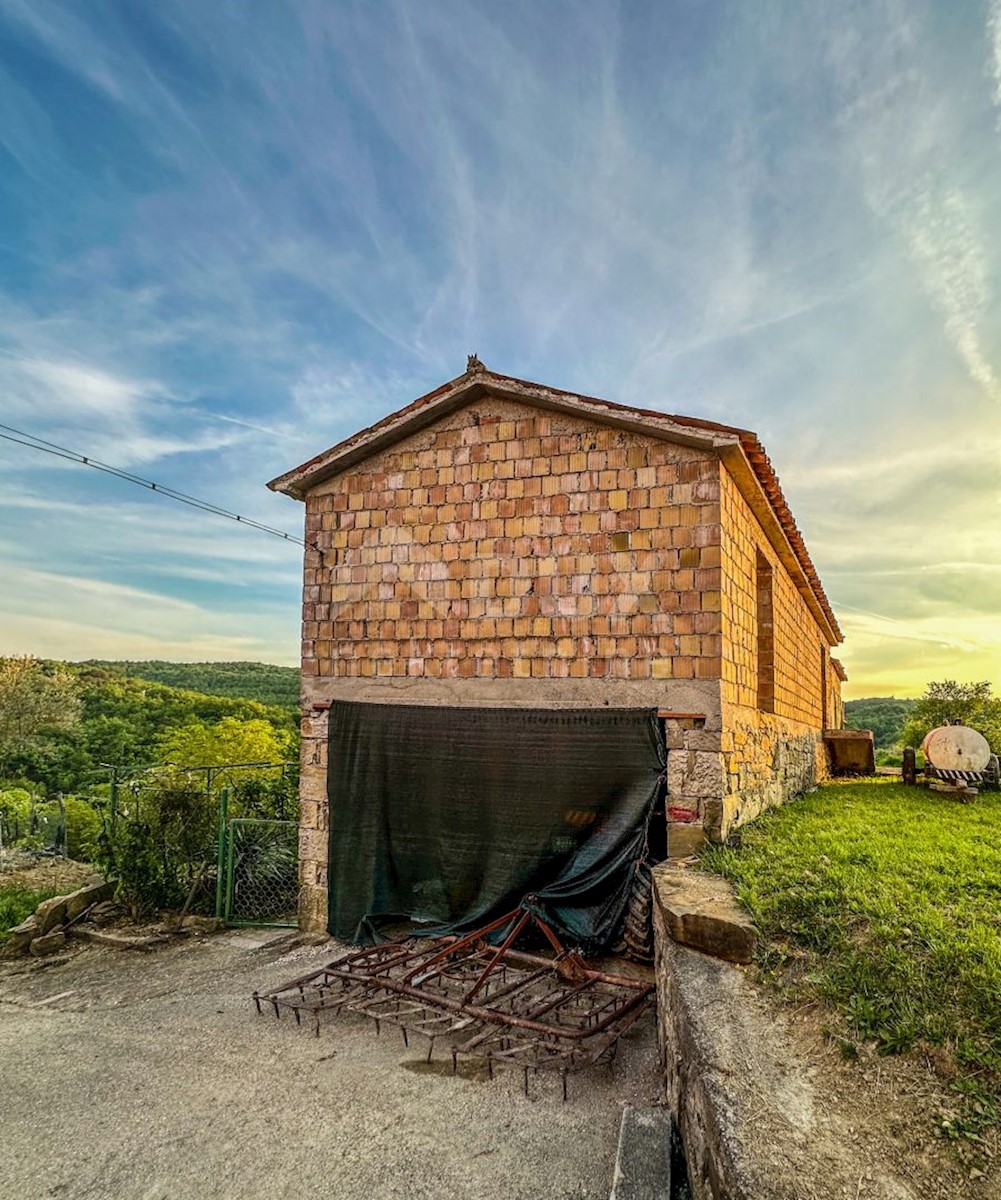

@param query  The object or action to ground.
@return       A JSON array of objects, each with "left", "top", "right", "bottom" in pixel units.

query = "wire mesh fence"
[
  {"left": 95, "top": 761, "right": 299, "bottom": 922},
  {"left": 223, "top": 818, "right": 299, "bottom": 927}
]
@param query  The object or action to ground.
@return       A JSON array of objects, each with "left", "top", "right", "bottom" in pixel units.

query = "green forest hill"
[
  {"left": 0, "top": 654, "right": 933, "bottom": 799},
  {"left": 80, "top": 660, "right": 299, "bottom": 711},
  {"left": 844, "top": 697, "right": 919, "bottom": 749},
  {"left": 0, "top": 657, "right": 300, "bottom": 909},
  {"left": 88, "top": 662, "right": 918, "bottom": 751},
  {"left": 1, "top": 659, "right": 298, "bottom": 801}
]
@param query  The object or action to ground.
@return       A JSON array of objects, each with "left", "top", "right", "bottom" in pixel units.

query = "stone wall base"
[
  {"left": 653, "top": 873, "right": 920, "bottom": 1200},
  {"left": 298, "top": 883, "right": 328, "bottom": 935}
]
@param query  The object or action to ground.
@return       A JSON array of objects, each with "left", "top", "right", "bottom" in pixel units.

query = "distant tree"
[
  {"left": 0, "top": 658, "right": 297, "bottom": 801},
  {"left": 0, "top": 657, "right": 80, "bottom": 770},
  {"left": 80, "top": 660, "right": 300, "bottom": 711},
  {"left": 156, "top": 717, "right": 294, "bottom": 772},
  {"left": 0, "top": 786, "right": 32, "bottom": 851},
  {"left": 900, "top": 681, "right": 1001, "bottom": 753}
]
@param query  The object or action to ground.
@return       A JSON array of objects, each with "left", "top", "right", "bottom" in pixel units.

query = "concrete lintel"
[{"left": 301, "top": 676, "right": 722, "bottom": 723}]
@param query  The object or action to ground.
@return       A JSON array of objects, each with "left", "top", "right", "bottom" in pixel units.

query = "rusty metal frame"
[{"left": 253, "top": 906, "right": 654, "bottom": 1098}]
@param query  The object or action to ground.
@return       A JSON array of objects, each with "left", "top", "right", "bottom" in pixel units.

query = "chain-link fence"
[
  {"left": 222, "top": 818, "right": 299, "bottom": 926},
  {"left": 97, "top": 761, "right": 299, "bottom": 920}
]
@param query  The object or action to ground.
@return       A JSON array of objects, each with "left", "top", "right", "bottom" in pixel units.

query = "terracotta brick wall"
[
  {"left": 715, "top": 467, "right": 839, "bottom": 836},
  {"left": 302, "top": 399, "right": 723, "bottom": 683},
  {"left": 719, "top": 468, "right": 829, "bottom": 725}
]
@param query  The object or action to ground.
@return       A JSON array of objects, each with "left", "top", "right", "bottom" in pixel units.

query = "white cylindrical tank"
[{"left": 922, "top": 725, "right": 991, "bottom": 772}]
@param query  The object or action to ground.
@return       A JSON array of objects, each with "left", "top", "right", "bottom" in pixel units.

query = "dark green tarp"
[{"left": 326, "top": 701, "right": 666, "bottom": 950}]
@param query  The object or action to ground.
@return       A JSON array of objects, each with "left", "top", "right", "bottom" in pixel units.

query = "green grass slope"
[{"left": 704, "top": 779, "right": 1001, "bottom": 1139}]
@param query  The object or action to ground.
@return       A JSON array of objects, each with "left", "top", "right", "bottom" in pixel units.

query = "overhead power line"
[{"left": 0, "top": 421, "right": 317, "bottom": 553}]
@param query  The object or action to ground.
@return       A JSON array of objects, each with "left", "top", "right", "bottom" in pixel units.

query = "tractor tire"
[
  {"left": 613, "top": 860, "right": 654, "bottom": 964},
  {"left": 902, "top": 747, "right": 917, "bottom": 786}
]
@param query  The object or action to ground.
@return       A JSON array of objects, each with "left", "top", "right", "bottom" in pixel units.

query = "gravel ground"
[{"left": 0, "top": 930, "right": 661, "bottom": 1200}]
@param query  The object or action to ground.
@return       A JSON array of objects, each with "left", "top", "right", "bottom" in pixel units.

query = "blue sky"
[{"left": 0, "top": 0, "right": 999, "bottom": 696}]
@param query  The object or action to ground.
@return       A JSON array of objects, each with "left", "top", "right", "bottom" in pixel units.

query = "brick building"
[{"left": 269, "top": 359, "right": 845, "bottom": 934}]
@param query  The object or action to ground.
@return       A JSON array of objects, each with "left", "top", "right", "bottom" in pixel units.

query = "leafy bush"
[
  {"left": 98, "top": 779, "right": 217, "bottom": 916},
  {"left": 844, "top": 697, "right": 918, "bottom": 749},
  {"left": 0, "top": 786, "right": 33, "bottom": 846}
]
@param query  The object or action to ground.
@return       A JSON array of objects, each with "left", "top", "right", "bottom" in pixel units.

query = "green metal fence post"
[
  {"left": 224, "top": 814, "right": 237, "bottom": 925},
  {"left": 215, "top": 787, "right": 229, "bottom": 921},
  {"left": 109, "top": 767, "right": 119, "bottom": 837}
]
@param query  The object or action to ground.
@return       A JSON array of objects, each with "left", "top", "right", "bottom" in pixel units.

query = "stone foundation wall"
[
  {"left": 711, "top": 705, "right": 829, "bottom": 840},
  {"left": 298, "top": 704, "right": 329, "bottom": 934}
]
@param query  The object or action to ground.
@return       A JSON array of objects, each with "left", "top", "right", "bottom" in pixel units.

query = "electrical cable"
[{"left": 0, "top": 421, "right": 319, "bottom": 554}]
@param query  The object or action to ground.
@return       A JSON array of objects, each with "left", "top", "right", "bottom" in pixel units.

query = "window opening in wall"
[{"left": 755, "top": 550, "right": 775, "bottom": 713}]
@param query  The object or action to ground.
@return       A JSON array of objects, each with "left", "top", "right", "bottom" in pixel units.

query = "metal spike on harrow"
[{"left": 253, "top": 903, "right": 654, "bottom": 1099}]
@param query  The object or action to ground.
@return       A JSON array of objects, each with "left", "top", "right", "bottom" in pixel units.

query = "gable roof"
[{"left": 268, "top": 361, "right": 842, "bottom": 644}]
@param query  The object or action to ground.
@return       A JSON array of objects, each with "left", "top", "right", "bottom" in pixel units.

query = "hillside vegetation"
[
  {"left": 1, "top": 659, "right": 297, "bottom": 799},
  {"left": 844, "top": 697, "right": 918, "bottom": 749},
  {"left": 80, "top": 660, "right": 299, "bottom": 711},
  {"left": 1, "top": 656, "right": 298, "bottom": 918}
]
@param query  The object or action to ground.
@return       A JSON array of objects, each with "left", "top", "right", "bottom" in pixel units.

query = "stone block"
[
  {"left": 2, "top": 916, "right": 39, "bottom": 957},
  {"left": 299, "top": 768, "right": 328, "bottom": 805},
  {"left": 34, "top": 896, "right": 68, "bottom": 936},
  {"left": 298, "top": 884, "right": 328, "bottom": 935},
  {"left": 64, "top": 879, "right": 115, "bottom": 923},
  {"left": 30, "top": 929, "right": 67, "bottom": 957},
  {"left": 298, "top": 827, "right": 327, "bottom": 866},
  {"left": 652, "top": 864, "right": 756, "bottom": 964},
  {"left": 667, "top": 749, "right": 724, "bottom": 799},
  {"left": 681, "top": 728, "right": 721, "bottom": 753},
  {"left": 667, "top": 822, "right": 706, "bottom": 859},
  {"left": 609, "top": 1106, "right": 672, "bottom": 1199}
]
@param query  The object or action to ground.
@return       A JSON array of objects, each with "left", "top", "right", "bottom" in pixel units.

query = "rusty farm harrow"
[{"left": 253, "top": 905, "right": 654, "bottom": 1098}]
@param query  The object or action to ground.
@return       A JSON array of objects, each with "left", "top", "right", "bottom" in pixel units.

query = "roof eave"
[{"left": 718, "top": 443, "right": 843, "bottom": 646}]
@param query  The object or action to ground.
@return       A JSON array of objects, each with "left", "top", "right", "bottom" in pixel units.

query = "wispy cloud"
[
  {"left": 990, "top": 0, "right": 1001, "bottom": 119},
  {"left": 828, "top": 4, "right": 1000, "bottom": 404},
  {"left": 0, "top": 1, "right": 999, "bottom": 688}
]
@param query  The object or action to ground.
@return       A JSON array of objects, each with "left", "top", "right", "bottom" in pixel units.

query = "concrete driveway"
[{"left": 0, "top": 929, "right": 660, "bottom": 1200}]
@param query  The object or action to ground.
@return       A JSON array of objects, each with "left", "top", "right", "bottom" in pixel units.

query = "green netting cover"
[{"left": 326, "top": 701, "right": 666, "bottom": 949}]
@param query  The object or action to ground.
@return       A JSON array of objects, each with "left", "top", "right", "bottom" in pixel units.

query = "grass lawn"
[
  {"left": 0, "top": 884, "right": 63, "bottom": 942},
  {"left": 703, "top": 778, "right": 1001, "bottom": 1138}
]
